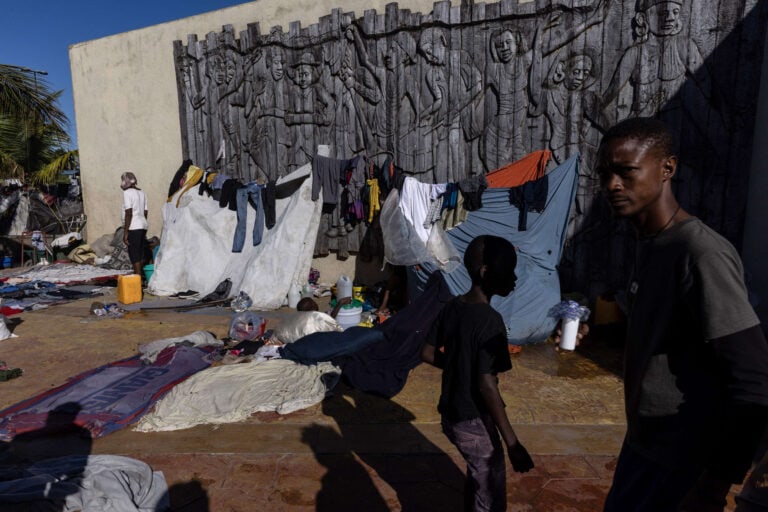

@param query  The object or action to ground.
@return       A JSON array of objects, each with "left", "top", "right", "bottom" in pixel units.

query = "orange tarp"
[{"left": 485, "top": 150, "right": 552, "bottom": 188}]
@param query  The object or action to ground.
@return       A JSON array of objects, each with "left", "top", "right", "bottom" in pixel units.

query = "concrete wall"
[
  {"left": 70, "top": 0, "right": 763, "bottom": 295},
  {"left": 69, "top": 0, "right": 445, "bottom": 283}
]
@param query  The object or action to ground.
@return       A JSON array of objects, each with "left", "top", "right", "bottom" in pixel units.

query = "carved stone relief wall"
[{"left": 174, "top": 0, "right": 767, "bottom": 293}]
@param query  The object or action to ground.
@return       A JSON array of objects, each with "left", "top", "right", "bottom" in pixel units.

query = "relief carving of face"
[
  {"left": 420, "top": 30, "right": 447, "bottom": 66},
  {"left": 383, "top": 43, "right": 406, "bottom": 71},
  {"left": 645, "top": 2, "right": 683, "bottom": 37},
  {"left": 296, "top": 64, "right": 313, "bottom": 89},
  {"left": 270, "top": 55, "right": 285, "bottom": 81},
  {"left": 564, "top": 55, "right": 593, "bottom": 90},
  {"left": 494, "top": 31, "right": 518, "bottom": 63},
  {"left": 213, "top": 55, "right": 236, "bottom": 85}
]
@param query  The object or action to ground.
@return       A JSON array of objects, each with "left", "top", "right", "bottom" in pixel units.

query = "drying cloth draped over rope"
[
  {"left": 333, "top": 272, "right": 455, "bottom": 397},
  {"left": 0, "top": 342, "right": 217, "bottom": 441},
  {"left": 410, "top": 155, "right": 579, "bottom": 345},
  {"left": 485, "top": 150, "right": 551, "bottom": 188}
]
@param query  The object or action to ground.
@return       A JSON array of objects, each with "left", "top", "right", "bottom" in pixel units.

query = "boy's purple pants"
[{"left": 442, "top": 414, "right": 507, "bottom": 512}]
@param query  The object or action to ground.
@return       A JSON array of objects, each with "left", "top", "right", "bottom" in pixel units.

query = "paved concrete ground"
[{"left": 0, "top": 287, "right": 746, "bottom": 510}]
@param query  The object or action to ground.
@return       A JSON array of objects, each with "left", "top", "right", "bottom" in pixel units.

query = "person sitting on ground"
[
  {"left": 297, "top": 296, "right": 351, "bottom": 319},
  {"left": 377, "top": 264, "right": 408, "bottom": 316},
  {"left": 264, "top": 296, "right": 354, "bottom": 347},
  {"left": 422, "top": 235, "right": 534, "bottom": 510}
]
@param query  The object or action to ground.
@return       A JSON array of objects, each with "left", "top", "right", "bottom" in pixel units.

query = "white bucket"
[{"left": 336, "top": 305, "right": 362, "bottom": 330}]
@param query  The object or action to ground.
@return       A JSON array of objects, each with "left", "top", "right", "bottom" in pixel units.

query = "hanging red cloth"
[{"left": 485, "top": 150, "right": 552, "bottom": 188}]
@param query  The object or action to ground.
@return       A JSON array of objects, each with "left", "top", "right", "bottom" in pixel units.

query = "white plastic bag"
[
  {"left": 426, "top": 223, "right": 461, "bottom": 272},
  {"left": 272, "top": 311, "right": 342, "bottom": 344},
  {"left": 379, "top": 190, "right": 431, "bottom": 266}
]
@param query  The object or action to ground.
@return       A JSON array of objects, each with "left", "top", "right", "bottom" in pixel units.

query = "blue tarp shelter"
[{"left": 410, "top": 155, "right": 579, "bottom": 345}]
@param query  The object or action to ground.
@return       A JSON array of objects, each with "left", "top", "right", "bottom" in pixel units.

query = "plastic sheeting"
[
  {"left": 148, "top": 164, "right": 321, "bottom": 310},
  {"left": 411, "top": 155, "right": 579, "bottom": 345}
]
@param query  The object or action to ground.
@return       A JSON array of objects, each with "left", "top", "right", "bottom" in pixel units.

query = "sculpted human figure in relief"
[
  {"left": 246, "top": 44, "right": 290, "bottom": 180},
  {"left": 603, "top": 1, "right": 721, "bottom": 133},
  {"left": 284, "top": 52, "right": 335, "bottom": 169}
]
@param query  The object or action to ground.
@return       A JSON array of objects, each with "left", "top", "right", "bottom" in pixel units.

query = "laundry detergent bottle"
[
  {"left": 336, "top": 275, "right": 353, "bottom": 301},
  {"left": 287, "top": 282, "right": 301, "bottom": 308}
]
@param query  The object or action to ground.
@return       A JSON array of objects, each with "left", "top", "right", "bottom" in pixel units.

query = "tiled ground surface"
[{"left": 0, "top": 288, "right": 746, "bottom": 510}]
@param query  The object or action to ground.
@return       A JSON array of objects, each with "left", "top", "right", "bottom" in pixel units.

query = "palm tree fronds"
[{"left": 30, "top": 150, "right": 79, "bottom": 186}]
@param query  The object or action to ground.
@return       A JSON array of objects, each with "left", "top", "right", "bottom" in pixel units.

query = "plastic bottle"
[
  {"left": 336, "top": 275, "right": 353, "bottom": 301},
  {"left": 287, "top": 282, "right": 301, "bottom": 308},
  {"left": 231, "top": 291, "right": 253, "bottom": 312}
]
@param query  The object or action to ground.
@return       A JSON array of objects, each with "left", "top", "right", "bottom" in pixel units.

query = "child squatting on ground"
[{"left": 421, "top": 235, "right": 534, "bottom": 511}]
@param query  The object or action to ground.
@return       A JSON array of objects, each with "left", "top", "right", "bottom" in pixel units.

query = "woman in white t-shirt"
[{"left": 120, "top": 172, "right": 148, "bottom": 278}]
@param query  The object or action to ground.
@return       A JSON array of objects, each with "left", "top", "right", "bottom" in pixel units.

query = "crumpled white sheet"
[
  {"left": 0, "top": 454, "right": 168, "bottom": 511},
  {"left": 134, "top": 359, "right": 340, "bottom": 432},
  {"left": 138, "top": 331, "right": 222, "bottom": 363},
  {"left": 272, "top": 311, "right": 341, "bottom": 344}
]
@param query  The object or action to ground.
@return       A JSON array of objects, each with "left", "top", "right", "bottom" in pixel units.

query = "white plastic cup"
[{"left": 559, "top": 318, "right": 580, "bottom": 351}]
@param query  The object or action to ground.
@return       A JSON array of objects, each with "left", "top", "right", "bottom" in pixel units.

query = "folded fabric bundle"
[
  {"left": 279, "top": 326, "right": 385, "bottom": 365},
  {"left": 0, "top": 360, "right": 22, "bottom": 381}
]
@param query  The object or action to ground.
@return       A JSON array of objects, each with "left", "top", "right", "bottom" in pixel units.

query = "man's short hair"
[
  {"left": 600, "top": 117, "right": 675, "bottom": 158},
  {"left": 464, "top": 235, "right": 517, "bottom": 283}
]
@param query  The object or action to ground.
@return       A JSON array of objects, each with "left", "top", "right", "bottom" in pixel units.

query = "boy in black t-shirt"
[{"left": 422, "top": 235, "right": 534, "bottom": 511}]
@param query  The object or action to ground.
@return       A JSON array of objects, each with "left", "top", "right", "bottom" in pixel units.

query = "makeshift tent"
[
  {"left": 410, "top": 155, "right": 580, "bottom": 345},
  {"left": 148, "top": 163, "right": 321, "bottom": 309}
]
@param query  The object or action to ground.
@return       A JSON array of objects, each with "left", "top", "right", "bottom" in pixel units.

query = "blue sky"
[{"left": 3, "top": 1, "right": 250, "bottom": 150}]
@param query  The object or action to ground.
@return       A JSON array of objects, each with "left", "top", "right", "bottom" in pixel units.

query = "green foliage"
[
  {"left": 0, "top": 65, "right": 77, "bottom": 184},
  {"left": 0, "top": 64, "right": 66, "bottom": 129}
]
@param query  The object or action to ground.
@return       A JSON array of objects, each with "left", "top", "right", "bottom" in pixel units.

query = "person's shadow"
[
  {"left": 0, "top": 401, "right": 92, "bottom": 511},
  {"left": 163, "top": 479, "right": 210, "bottom": 511},
  {"left": 301, "top": 424, "right": 391, "bottom": 511},
  {"left": 311, "top": 384, "right": 466, "bottom": 511}
]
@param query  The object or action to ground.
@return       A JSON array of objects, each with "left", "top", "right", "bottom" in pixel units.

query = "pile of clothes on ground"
[{"left": 0, "top": 272, "right": 119, "bottom": 316}]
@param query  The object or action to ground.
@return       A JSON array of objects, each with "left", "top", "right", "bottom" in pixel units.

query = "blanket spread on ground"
[
  {"left": 0, "top": 340, "right": 217, "bottom": 441},
  {"left": 134, "top": 359, "right": 340, "bottom": 432}
]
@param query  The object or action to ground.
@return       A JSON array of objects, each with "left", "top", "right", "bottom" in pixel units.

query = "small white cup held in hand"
[{"left": 559, "top": 318, "right": 579, "bottom": 351}]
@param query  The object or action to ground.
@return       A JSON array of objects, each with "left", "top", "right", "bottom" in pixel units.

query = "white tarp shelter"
[{"left": 148, "top": 162, "right": 321, "bottom": 310}]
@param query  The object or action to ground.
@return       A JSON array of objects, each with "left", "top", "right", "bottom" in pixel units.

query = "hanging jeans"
[{"left": 232, "top": 182, "right": 265, "bottom": 252}]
